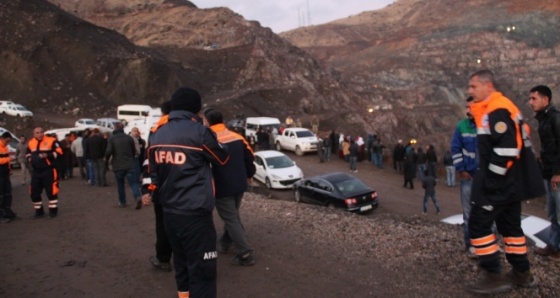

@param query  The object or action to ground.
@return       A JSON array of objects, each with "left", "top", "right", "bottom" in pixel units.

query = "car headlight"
[{"left": 271, "top": 174, "right": 282, "bottom": 180}]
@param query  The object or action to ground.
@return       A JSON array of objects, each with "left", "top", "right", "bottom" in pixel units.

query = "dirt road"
[{"left": 0, "top": 152, "right": 555, "bottom": 297}]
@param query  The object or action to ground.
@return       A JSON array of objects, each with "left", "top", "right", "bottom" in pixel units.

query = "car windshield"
[
  {"left": 266, "top": 156, "right": 294, "bottom": 169},
  {"left": 295, "top": 130, "right": 314, "bottom": 138},
  {"left": 332, "top": 178, "right": 371, "bottom": 196}
]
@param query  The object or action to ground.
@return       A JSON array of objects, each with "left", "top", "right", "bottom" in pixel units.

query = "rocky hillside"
[
  {"left": 0, "top": 0, "right": 203, "bottom": 123},
  {"left": 282, "top": 0, "right": 560, "bottom": 147},
  {"left": 16, "top": 0, "right": 363, "bottom": 137},
  {"left": 4, "top": 0, "right": 560, "bottom": 152}
]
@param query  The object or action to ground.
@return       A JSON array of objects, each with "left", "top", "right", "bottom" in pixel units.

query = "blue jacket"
[
  {"left": 210, "top": 123, "right": 256, "bottom": 198},
  {"left": 148, "top": 111, "right": 229, "bottom": 215},
  {"left": 450, "top": 118, "right": 478, "bottom": 175}
]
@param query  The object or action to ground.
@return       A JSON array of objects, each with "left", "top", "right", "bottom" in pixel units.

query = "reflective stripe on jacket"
[
  {"left": 148, "top": 110, "right": 229, "bottom": 215},
  {"left": 210, "top": 123, "right": 256, "bottom": 198},
  {"left": 26, "top": 136, "right": 62, "bottom": 171},
  {"left": 450, "top": 118, "right": 478, "bottom": 175}
]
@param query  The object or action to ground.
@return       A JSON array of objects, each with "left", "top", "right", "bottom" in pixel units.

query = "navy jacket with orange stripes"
[
  {"left": 26, "top": 136, "right": 63, "bottom": 172},
  {"left": 470, "top": 91, "right": 543, "bottom": 205},
  {"left": 210, "top": 123, "right": 256, "bottom": 198},
  {"left": 148, "top": 110, "right": 229, "bottom": 215}
]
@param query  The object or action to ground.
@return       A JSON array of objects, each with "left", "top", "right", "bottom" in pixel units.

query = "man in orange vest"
[
  {"left": 26, "top": 127, "right": 63, "bottom": 219},
  {"left": 0, "top": 132, "right": 17, "bottom": 223},
  {"left": 466, "top": 70, "right": 544, "bottom": 294}
]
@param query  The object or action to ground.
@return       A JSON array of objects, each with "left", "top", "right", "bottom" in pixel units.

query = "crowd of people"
[{"left": 1, "top": 70, "right": 560, "bottom": 297}]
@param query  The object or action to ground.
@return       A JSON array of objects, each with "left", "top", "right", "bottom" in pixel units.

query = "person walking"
[
  {"left": 26, "top": 127, "right": 63, "bottom": 219},
  {"left": 317, "top": 137, "right": 324, "bottom": 163},
  {"left": 451, "top": 96, "right": 478, "bottom": 256},
  {"left": 465, "top": 70, "right": 544, "bottom": 294},
  {"left": 528, "top": 85, "right": 560, "bottom": 261},
  {"left": 393, "top": 139, "right": 405, "bottom": 173},
  {"left": 443, "top": 150, "right": 455, "bottom": 187},
  {"left": 142, "top": 101, "right": 173, "bottom": 272},
  {"left": 144, "top": 87, "right": 229, "bottom": 298},
  {"left": 426, "top": 144, "right": 438, "bottom": 178},
  {"left": 15, "top": 135, "right": 30, "bottom": 185},
  {"left": 205, "top": 108, "right": 257, "bottom": 266},
  {"left": 0, "top": 132, "right": 16, "bottom": 223},
  {"left": 416, "top": 147, "right": 427, "bottom": 181},
  {"left": 71, "top": 131, "right": 86, "bottom": 181},
  {"left": 421, "top": 170, "right": 441, "bottom": 215},
  {"left": 87, "top": 128, "right": 107, "bottom": 187},
  {"left": 323, "top": 134, "right": 331, "bottom": 161},
  {"left": 403, "top": 142, "right": 417, "bottom": 189},
  {"left": 105, "top": 122, "right": 142, "bottom": 209},
  {"left": 348, "top": 139, "right": 358, "bottom": 173}
]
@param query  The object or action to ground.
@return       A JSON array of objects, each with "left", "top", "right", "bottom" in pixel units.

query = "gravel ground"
[{"left": 242, "top": 191, "right": 560, "bottom": 297}]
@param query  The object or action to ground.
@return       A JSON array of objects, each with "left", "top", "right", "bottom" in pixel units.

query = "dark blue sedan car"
[{"left": 293, "top": 172, "right": 379, "bottom": 213}]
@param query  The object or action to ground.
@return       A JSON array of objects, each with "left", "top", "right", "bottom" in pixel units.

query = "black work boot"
[
  {"left": 466, "top": 271, "right": 511, "bottom": 294},
  {"left": 48, "top": 208, "right": 58, "bottom": 219},
  {"left": 33, "top": 209, "right": 45, "bottom": 219},
  {"left": 507, "top": 269, "right": 537, "bottom": 288}
]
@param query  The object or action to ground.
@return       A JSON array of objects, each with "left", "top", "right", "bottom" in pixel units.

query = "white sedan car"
[
  {"left": 253, "top": 150, "right": 303, "bottom": 189},
  {"left": 3, "top": 104, "right": 33, "bottom": 117},
  {"left": 75, "top": 118, "right": 96, "bottom": 127},
  {"left": 441, "top": 213, "right": 551, "bottom": 249}
]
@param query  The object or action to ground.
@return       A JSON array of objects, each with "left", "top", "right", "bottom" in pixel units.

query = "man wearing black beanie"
[{"left": 145, "top": 87, "right": 229, "bottom": 298}]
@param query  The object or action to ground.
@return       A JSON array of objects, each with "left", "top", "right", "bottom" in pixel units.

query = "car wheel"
[
  {"left": 295, "top": 146, "right": 303, "bottom": 156},
  {"left": 294, "top": 189, "right": 302, "bottom": 202},
  {"left": 16, "top": 114, "right": 21, "bottom": 118},
  {"left": 265, "top": 177, "right": 272, "bottom": 189},
  {"left": 326, "top": 202, "right": 335, "bottom": 209},
  {"left": 275, "top": 142, "right": 282, "bottom": 151}
]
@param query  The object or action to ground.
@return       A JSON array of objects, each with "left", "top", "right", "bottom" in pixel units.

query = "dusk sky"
[{"left": 194, "top": 0, "right": 394, "bottom": 33}]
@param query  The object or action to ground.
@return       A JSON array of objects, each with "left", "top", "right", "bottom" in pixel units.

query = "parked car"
[
  {"left": 2, "top": 104, "right": 33, "bottom": 117},
  {"left": 96, "top": 118, "right": 121, "bottom": 131},
  {"left": 0, "top": 127, "right": 20, "bottom": 167},
  {"left": 253, "top": 150, "right": 303, "bottom": 189},
  {"left": 293, "top": 172, "right": 379, "bottom": 213},
  {"left": 0, "top": 100, "right": 15, "bottom": 112},
  {"left": 75, "top": 118, "right": 96, "bottom": 127},
  {"left": 275, "top": 127, "right": 318, "bottom": 156},
  {"left": 441, "top": 213, "right": 551, "bottom": 249}
]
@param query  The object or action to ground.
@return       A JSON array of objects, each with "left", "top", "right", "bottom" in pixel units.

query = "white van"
[
  {"left": 124, "top": 108, "right": 162, "bottom": 141},
  {"left": 117, "top": 104, "right": 152, "bottom": 123},
  {"left": 244, "top": 117, "right": 281, "bottom": 139}
]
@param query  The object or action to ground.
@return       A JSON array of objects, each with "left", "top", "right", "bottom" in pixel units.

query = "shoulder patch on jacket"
[{"left": 494, "top": 122, "right": 507, "bottom": 134}]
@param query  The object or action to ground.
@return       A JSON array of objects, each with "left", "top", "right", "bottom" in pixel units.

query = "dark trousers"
[
  {"left": 215, "top": 193, "right": 252, "bottom": 254},
  {"left": 164, "top": 212, "right": 217, "bottom": 297},
  {"left": 30, "top": 169, "right": 59, "bottom": 215},
  {"left": 469, "top": 201, "right": 530, "bottom": 273},
  {"left": 0, "top": 170, "right": 15, "bottom": 219},
  {"left": 403, "top": 177, "right": 414, "bottom": 189},
  {"left": 154, "top": 203, "right": 172, "bottom": 263}
]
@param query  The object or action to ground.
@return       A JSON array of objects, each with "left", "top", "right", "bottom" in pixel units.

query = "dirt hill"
[
  {"left": 3, "top": 0, "right": 560, "bottom": 152},
  {"left": 281, "top": 0, "right": 560, "bottom": 149}
]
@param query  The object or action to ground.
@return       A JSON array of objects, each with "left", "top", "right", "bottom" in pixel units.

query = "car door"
[
  {"left": 314, "top": 179, "right": 335, "bottom": 206},
  {"left": 253, "top": 156, "right": 266, "bottom": 183},
  {"left": 286, "top": 130, "right": 297, "bottom": 151}
]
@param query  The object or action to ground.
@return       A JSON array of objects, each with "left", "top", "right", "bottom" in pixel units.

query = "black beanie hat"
[{"left": 170, "top": 87, "right": 202, "bottom": 113}]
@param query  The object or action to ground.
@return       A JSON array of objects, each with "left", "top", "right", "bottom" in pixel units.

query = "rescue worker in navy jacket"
[
  {"left": 204, "top": 108, "right": 257, "bottom": 266},
  {"left": 0, "top": 132, "right": 16, "bottom": 223},
  {"left": 26, "top": 127, "right": 63, "bottom": 219},
  {"left": 145, "top": 87, "right": 229, "bottom": 298},
  {"left": 466, "top": 70, "right": 544, "bottom": 294}
]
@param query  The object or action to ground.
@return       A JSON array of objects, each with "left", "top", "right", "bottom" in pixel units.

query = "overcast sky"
[{"left": 194, "top": 0, "right": 394, "bottom": 33}]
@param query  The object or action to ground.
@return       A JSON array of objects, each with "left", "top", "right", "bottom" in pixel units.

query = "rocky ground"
[{"left": 1, "top": 151, "right": 560, "bottom": 297}]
